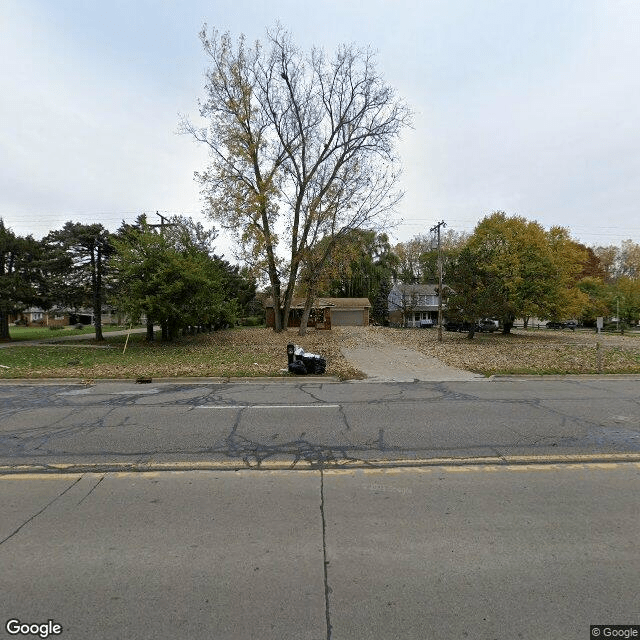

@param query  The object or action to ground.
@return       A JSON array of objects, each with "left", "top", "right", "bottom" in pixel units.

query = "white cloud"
[{"left": 1, "top": 0, "right": 639, "bottom": 247}]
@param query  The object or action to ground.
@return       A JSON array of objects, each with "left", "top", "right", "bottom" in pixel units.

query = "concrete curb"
[
  {"left": 0, "top": 376, "right": 341, "bottom": 385},
  {"left": 4, "top": 373, "right": 640, "bottom": 385},
  {"left": 487, "top": 374, "right": 640, "bottom": 381}
]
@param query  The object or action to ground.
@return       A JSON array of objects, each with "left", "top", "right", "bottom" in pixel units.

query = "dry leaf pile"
[
  {"left": 350, "top": 326, "right": 640, "bottom": 375},
  {"left": 2, "top": 325, "right": 639, "bottom": 379}
]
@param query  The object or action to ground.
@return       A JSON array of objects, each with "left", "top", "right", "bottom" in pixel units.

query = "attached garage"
[
  {"left": 323, "top": 298, "right": 370, "bottom": 327},
  {"left": 264, "top": 297, "right": 371, "bottom": 328},
  {"left": 331, "top": 308, "right": 367, "bottom": 326}
]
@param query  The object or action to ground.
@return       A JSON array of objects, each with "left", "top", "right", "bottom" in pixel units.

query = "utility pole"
[
  {"left": 145, "top": 212, "right": 179, "bottom": 342},
  {"left": 430, "top": 220, "right": 446, "bottom": 342},
  {"left": 148, "top": 211, "right": 179, "bottom": 232}
]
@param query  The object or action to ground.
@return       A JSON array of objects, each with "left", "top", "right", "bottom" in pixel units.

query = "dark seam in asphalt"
[
  {"left": 338, "top": 404, "right": 351, "bottom": 431},
  {"left": 77, "top": 474, "right": 105, "bottom": 505},
  {"left": 0, "top": 475, "right": 83, "bottom": 546},
  {"left": 320, "top": 468, "right": 332, "bottom": 640}
]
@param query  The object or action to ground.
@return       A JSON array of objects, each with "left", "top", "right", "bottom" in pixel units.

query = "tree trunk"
[
  {"left": 279, "top": 298, "right": 292, "bottom": 331},
  {"left": 93, "top": 244, "right": 104, "bottom": 341},
  {"left": 0, "top": 310, "right": 10, "bottom": 341},
  {"left": 168, "top": 319, "right": 178, "bottom": 341},
  {"left": 502, "top": 320, "right": 514, "bottom": 334},
  {"left": 262, "top": 206, "right": 283, "bottom": 333},
  {"left": 271, "top": 283, "right": 283, "bottom": 332},
  {"left": 146, "top": 320, "right": 154, "bottom": 342},
  {"left": 523, "top": 316, "right": 529, "bottom": 329},
  {"left": 298, "top": 292, "right": 315, "bottom": 337}
]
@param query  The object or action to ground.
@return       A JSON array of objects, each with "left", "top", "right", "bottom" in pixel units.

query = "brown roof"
[{"left": 264, "top": 297, "right": 371, "bottom": 309}]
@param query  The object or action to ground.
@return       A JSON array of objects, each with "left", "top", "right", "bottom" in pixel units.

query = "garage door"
[{"left": 331, "top": 309, "right": 363, "bottom": 326}]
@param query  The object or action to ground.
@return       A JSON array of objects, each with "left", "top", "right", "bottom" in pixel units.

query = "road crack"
[
  {"left": 77, "top": 474, "right": 105, "bottom": 505},
  {"left": 0, "top": 475, "right": 82, "bottom": 546},
  {"left": 320, "top": 468, "right": 332, "bottom": 640}
]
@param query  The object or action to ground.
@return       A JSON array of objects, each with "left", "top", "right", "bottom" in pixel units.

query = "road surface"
[
  {"left": 1, "top": 378, "right": 639, "bottom": 639},
  {"left": 1, "top": 463, "right": 638, "bottom": 639},
  {"left": 0, "top": 377, "right": 639, "bottom": 470}
]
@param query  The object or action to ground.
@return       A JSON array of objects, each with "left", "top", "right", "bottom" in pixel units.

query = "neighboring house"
[
  {"left": 388, "top": 283, "right": 443, "bottom": 327},
  {"left": 9, "top": 307, "right": 121, "bottom": 327},
  {"left": 23, "top": 307, "right": 45, "bottom": 324},
  {"left": 10, "top": 308, "right": 67, "bottom": 327},
  {"left": 264, "top": 298, "right": 371, "bottom": 329}
]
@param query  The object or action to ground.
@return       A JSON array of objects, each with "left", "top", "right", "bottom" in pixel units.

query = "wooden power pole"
[
  {"left": 430, "top": 220, "right": 446, "bottom": 342},
  {"left": 148, "top": 211, "right": 179, "bottom": 232}
]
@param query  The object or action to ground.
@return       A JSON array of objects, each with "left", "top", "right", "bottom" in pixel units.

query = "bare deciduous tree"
[{"left": 181, "top": 24, "right": 411, "bottom": 331}]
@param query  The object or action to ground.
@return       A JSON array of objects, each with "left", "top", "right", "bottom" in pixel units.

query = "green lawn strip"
[
  {"left": 0, "top": 333, "right": 290, "bottom": 379},
  {"left": 4, "top": 325, "right": 135, "bottom": 342}
]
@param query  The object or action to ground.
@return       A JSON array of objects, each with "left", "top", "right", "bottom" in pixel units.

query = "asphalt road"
[
  {"left": 1, "top": 379, "right": 639, "bottom": 639},
  {"left": 1, "top": 463, "right": 638, "bottom": 640},
  {"left": 0, "top": 377, "right": 639, "bottom": 470}
]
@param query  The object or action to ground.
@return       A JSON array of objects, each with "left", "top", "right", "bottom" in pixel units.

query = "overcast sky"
[{"left": 1, "top": 0, "right": 639, "bottom": 256}]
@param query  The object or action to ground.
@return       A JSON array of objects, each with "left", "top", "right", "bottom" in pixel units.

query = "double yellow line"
[{"left": 1, "top": 452, "right": 640, "bottom": 476}]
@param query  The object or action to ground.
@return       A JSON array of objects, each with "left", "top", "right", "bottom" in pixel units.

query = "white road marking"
[
  {"left": 58, "top": 389, "right": 92, "bottom": 396},
  {"left": 195, "top": 404, "right": 340, "bottom": 409},
  {"left": 109, "top": 389, "right": 160, "bottom": 395}
]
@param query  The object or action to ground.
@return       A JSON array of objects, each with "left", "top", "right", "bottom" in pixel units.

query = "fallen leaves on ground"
[
  {"left": 351, "top": 326, "right": 640, "bottom": 375},
  {"left": 1, "top": 326, "right": 639, "bottom": 379}
]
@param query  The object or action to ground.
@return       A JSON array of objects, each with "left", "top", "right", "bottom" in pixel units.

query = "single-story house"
[
  {"left": 265, "top": 297, "right": 371, "bottom": 329},
  {"left": 9, "top": 307, "right": 121, "bottom": 327},
  {"left": 9, "top": 308, "right": 69, "bottom": 327},
  {"left": 388, "top": 283, "right": 443, "bottom": 327}
]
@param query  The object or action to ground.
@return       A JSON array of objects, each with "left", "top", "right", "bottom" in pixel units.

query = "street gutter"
[{"left": 3, "top": 373, "right": 640, "bottom": 385}]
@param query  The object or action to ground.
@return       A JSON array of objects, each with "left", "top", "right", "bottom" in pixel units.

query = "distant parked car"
[
  {"left": 546, "top": 320, "right": 579, "bottom": 330},
  {"left": 445, "top": 320, "right": 494, "bottom": 333},
  {"left": 444, "top": 321, "right": 469, "bottom": 332},
  {"left": 477, "top": 319, "right": 498, "bottom": 332}
]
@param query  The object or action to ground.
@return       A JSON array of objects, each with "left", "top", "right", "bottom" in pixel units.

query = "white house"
[{"left": 388, "top": 283, "right": 442, "bottom": 327}]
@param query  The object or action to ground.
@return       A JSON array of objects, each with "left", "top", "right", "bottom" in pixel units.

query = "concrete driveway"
[{"left": 340, "top": 327, "right": 483, "bottom": 381}]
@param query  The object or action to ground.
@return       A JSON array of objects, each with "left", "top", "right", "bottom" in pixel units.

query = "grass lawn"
[
  {"left": 0, "top": 328, "right": 362, "bottom": 380},
  {"left": 0, "top": 326, "right": 639, "bottom": 380},
  {"left": 3, "top": 325, "right": 132, "bottom": 342}
]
